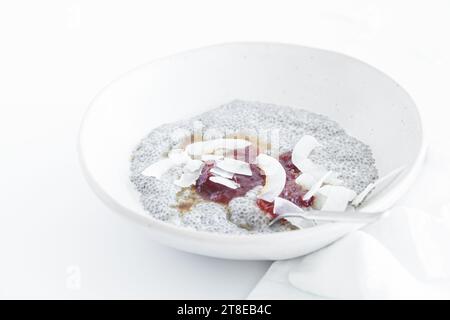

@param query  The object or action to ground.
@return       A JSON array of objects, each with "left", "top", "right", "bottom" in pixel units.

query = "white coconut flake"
[
  {"left": 210, "top": 167, "right": 234, "bottom": 179},
  {"left": 325, "top": 176, "right": 344, "bottom": 186},
  {"left": 256, "top": 154, "right": 287, "bottom": 202},
  {"left": 214, "top": 148, "right": 226, "bottom": 156},
  {"left": 290, "top": 136, "right": 343, "bottom": 187},
  {"left": 308, "top": 168, "right": 341, "bottom": 184},
  {"left": 292, "top": 135, "right": 321, "bottom": 168},
  {"left": 185, "top": 139, "right": 251, "bottom": 156},
  {"left": 209, "top": 176, "right": 240, "bottom": 189},
  {"left": 351, "top": 183, "right": 375, "bottom": 207},
  {"left": 183, "top": 159, "right": 204, "bottom": 172},
  {"left": 296, "top": 167, "right": 342, "bottom": 193},
  {"left": 201, "top": 154, "right": 224, "bottom": 162},
  {"left": 295, "top": 172, "right": 317, "bottom": 190},
  {"left": 303, "top": 171, "right": 332, "bottom": 201},
  {"left": 174, "top": 159, "right": 204, "bottom": 187},
  {"left": 216, "top": 158, "right": 252, "bottom": 176},
  {"left": 174, "top": 171, "right": 201, "bottom": 188},
  {"left": 313, "top": 185, "right": 357, "bottom": 211},
  {"left": 222, "top": 138, "right": 251, "bottom": 151},
  {"left": 352, "top": 165, "right": 406, "bottom": 206},
  {"left": 141, "top": 158, "right": 174, "bottom": 179},
  {"left": 168, "top": 148, "right": 191, "bottom": 165},
  {"left": 310, "top": 169, "right": 341, "bottom": 185},
  {"left": 294, "top": 158, "right": 318, "bottom": 173},
  {"left": 272, "top": 198, "right": 309, "bottom": 229},
  {"left": 274, "top": 197, "right": 304, "bottom": 215}
]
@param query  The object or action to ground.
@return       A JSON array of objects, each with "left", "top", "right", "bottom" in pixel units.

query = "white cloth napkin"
[{"left": 248, "top": 145, "right": 450, "bottom": 299}]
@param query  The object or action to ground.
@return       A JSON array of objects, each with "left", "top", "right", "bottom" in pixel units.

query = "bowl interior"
[{"left": 79, "top": 43, "right": 423, "bottom": 259}]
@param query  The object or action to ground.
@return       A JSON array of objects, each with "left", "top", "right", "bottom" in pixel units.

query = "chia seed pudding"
[{"left": 130, "top": 100, "right": 378, "bottom": 234}]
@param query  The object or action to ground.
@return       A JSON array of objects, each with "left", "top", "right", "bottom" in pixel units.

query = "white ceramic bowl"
[{"left": 79, "top": 43, "right": 425, "bottom": 260}]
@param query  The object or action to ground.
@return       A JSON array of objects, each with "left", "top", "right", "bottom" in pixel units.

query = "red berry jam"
[
  {"left": 195, "top": 162, "right": 265, "bottom": 204},
  {"left": 195, "top": 151, "right": 313, "bottom": 215}
]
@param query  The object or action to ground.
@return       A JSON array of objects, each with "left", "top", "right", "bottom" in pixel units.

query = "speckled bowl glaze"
[{"left": 79, "top": 43, "right": 425, "bottom": 260}]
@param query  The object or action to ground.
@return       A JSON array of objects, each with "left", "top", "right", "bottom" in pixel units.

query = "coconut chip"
[
  {"left": 210, "top": 167, "right": 234, "bottom": 179},
  {"left": 291, "top": 135, "right": 321, "bottom": 168},
  {"left": 174, "top": 172, "right": 201, "bottom": 188},
  {"left": 352, "top": 165, "right": 406, "bottom": 206},
  {"left": 351, "top": 183, "right": 375, "bottom": 207},
  {"left": 294, "top": 158, "right": 342, "bottom": 186},
  {"left": 168, "top": 148, "right": 191, "bottom": 165},
  {"left": 294, "top": 158, "right": 317, "bottom": 173},
  {"left": 216, "top": 158, "right": 252, "bottom": 176},
  {"left": 173, "top": 159, "right": 204, "bottom": 187},
  {"left": 185, "top": 138, "right": 251, "bottom": 156},
  {"left": 302, "top": 171, "right": 332, "bottom": 201},
  {"left": 141, "top": 158, "right": 175, "bottom": 179},
  {"left": 291, "top": 135, "right": 343, "bottom": 187},
  {"left": 313, "top": 185, "right": 357, "bottom": 211},
  {"left": 295, "top": 172, "right": 317, "bottom": 190},
  {"left": 274, "top": 197, "right": 304, "bottom": 215},
  {"left": 256, "top": 154, "right": 286, "bottom": 202},
  {"left": 272, "top": 197, "right": 310, "bottom": 229},
  {"left": 209, "top": 176, "right": 240, "bottom": 189},
  {"left": 308, "top": 168, "right": 342, "bottom": 185},
  {"left": 201, "top": 154, "right": 224, "bottom": 162},
  {"left": 183, "top": 159, "right": 204, "bottom": 172}
]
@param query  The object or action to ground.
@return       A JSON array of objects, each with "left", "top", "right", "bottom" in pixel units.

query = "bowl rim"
[{"left": 78, "top": 41, "right": 426, "bottom": 243}]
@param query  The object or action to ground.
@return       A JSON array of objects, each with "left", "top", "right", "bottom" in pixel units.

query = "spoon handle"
[
  {"left": 300, "top": 210, "right": 384, "bottom": 222},
  {"left": 269, "top": 210, "right": 384, "bottom": 226}
]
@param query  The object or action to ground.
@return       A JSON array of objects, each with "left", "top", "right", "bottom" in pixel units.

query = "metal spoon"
[{"left": 269, "top": 210, "right": 385, "bottom": 226}]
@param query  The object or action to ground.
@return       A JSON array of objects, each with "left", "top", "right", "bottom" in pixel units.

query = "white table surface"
[{"left": 1, "top": 0, "right": 449, "bottom": 299}]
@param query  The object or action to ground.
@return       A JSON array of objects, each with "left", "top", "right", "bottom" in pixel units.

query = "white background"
[{"left": 1, "top": 0, "right": 449, "bottom": 299}]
